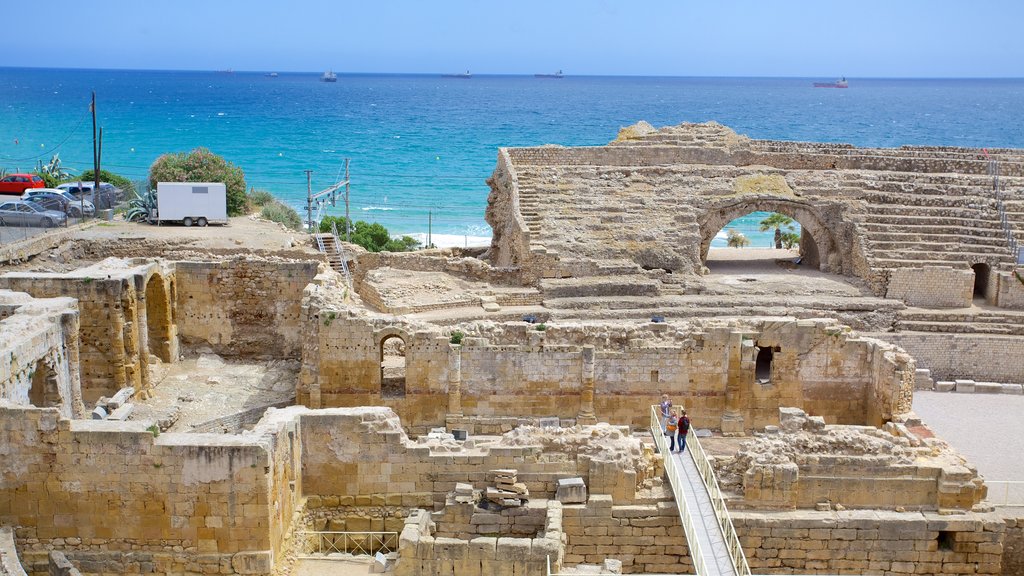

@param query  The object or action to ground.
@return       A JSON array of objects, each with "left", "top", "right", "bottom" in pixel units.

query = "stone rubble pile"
[{"left": 485, "top": 469, "right": 528, "bottom": 507}]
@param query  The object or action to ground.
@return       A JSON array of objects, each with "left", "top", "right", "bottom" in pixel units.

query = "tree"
[
  {"left": 75, "top": 169, "right": 137, "bottom": 196},
  {"left": 780, "top": 231, "right": 801, "bottom": 250},
  {"left": 759, "top": 213, "right": 796, "bottom": 249},
  {"left": 726, "top": 229, "right": 751, "bottom": 248},
  {"left": 318, "top": 216, "right": 420, "bottom": 252},
  {"left": 148, "top": 148, "right": 247, "bottom": 216}
]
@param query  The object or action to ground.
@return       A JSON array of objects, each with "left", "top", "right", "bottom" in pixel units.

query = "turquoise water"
[{"left": 1, "top": 69, "right": 1023, "bottom": 240}]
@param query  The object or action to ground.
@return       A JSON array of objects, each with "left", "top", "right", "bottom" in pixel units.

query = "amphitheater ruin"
[{"left": 2, "top": 122, "right": 1024, "bottom": 576}]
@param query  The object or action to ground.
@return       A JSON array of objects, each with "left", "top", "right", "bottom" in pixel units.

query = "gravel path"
[{"left": 912, "top": 391, "right": 1024, "bottom": 481}]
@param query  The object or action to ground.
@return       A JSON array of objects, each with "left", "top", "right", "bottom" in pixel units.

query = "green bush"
[
  {"left": 75, "top": 169, "right": 137, "bottom": 196},
  {"left": 449, "top": 331, "right": 464, "bottom": 345},
  {"left": 260, "top": 200, "right": 303, "bottom": 230},
  {"left": 148, "top": 148, "right": 246, "bottom": 216},
  {"left": 247, "top": 188, "right": 275, "bottom": 208},
  {"left": 319, "top": 216, "right": 420, "bottom": 253},
  {"left": 33, "top": 172, "right": 59, "bottom": 188}
]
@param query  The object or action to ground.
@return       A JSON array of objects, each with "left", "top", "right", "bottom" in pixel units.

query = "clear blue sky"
[{"left": 3, "top": 0, "right": 1022, "bottom": 77}]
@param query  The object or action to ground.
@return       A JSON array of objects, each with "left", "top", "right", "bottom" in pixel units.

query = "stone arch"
[
  {"left": 28, "top": 358, "right": 60, "bottom": 409},
  {"left": 145, "top": 273, "right": 174, "bottom": 362},
  {"left": 376, "top": 327, "right": 410, "bottom": 398},
  {"left": 698, "top": 198, "right": 840, "bottom": 272}
]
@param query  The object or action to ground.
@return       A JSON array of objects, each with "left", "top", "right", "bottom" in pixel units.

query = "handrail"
[
  {"left": 984, "top": 480, "right": 1024, "bottom": 507},
  {"left": 687, "top": 421, "right": 752, "bottom": 576},
  {"left": 330, "top": 221, "right": 353, "bottom": 287},
  {"left": 650, "top": 406, "right": 709, "bottom": 576},
  {"left": 296, "top": 531, "right": 398, "bottom": 557}
]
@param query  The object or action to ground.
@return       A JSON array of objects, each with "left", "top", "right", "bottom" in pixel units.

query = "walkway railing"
[
  {"left": 686, "top": 417, "right": 751, "bottom": 576},
  {"left": 985, "top": 481, "right": 1024, "bottom": 507},
  {"left": 296, "top": 531, "right": 398, "bottom": 557},
  {"left": 650, "top": 406, "right": 709, "bottom": 576}
]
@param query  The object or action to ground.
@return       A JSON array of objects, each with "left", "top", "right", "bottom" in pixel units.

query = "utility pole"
[
  {"left": 305, "top": 170, "right": 314, "bottom": 233},
  {"left": 91, "top": 92, "right": 99, "bottom": 208},
  {"left": 344, "top": 158, "right": 351, "bottom": 242},
  {"left": 428, "top": 210, "right": 432, "bottom": 249}
]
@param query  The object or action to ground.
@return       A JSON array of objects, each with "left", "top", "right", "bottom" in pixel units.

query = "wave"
[{"left": 361, "top": 206, "right": 394, "bottom": 211}]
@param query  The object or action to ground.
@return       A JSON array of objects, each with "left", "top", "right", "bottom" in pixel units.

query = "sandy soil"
[
  {"left": 130, "top": 352, "right": 298, "bottom": 433},
  {"left": 75, "top": 214, "right": 314, "bottom": 252},
  {"left": 703, "top": 247, "right": 870, "bottom": 297}
]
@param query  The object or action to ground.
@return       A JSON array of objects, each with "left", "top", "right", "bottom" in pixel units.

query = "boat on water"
[
  {"left": 535, "top": 70, "right": 564, "bottom": 78},
  {"left": 813, "top": 77, "right": 848, "bottom": 88},
  {"left": 265, "top": 72, "right": 279, "bottom": 78},
  {"left": 442, "top": 70, "right": 472, "bottom": 78},
  {"left": 321, "top": 70, "right": 337, "bottom": 83}
]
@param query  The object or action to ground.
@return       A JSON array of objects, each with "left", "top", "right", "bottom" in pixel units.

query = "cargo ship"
[
  {"left": 443, "top": 70, "right": 472, "bottom": 78},
  {"left": 321, "top": 70, "right": 337, "bottom": 82},
  {"left": 535, "top": 70, "right": 564, "bottom": 78},
  {"left": 813, "top": 77, "right": 848, "bottom": 88}
]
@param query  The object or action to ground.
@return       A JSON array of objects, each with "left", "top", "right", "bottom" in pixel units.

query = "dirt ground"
[
  {"left": 703, "top": 247, "right": 870, "bottom": 297},
  {"left": 131, "top": 352, "right": 298, "bottom": 433}
]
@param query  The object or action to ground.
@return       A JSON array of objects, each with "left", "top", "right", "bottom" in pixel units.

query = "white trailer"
[{"left": 151, "top": 182, "right": 228, "bottom": 226}]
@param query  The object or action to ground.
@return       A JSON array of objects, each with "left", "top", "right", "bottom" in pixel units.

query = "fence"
[{"left": 296, "top": 531, "right": 399, "bottom": 558}]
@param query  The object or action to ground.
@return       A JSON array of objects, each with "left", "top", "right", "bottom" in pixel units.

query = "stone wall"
[
  {"left": 300, "top": 298, "right": 915, "bottom": 433},
  {"left": 999, "top": 510, "right": 1024, "bottom": 576},
  {"left": 872, "top": 333, "right": 1024, "bottom": 384},
  {"left": 0, "top": 527, "right": 26, "bottom": 576},
  {"left": 994, "top": 268, "right": 1024, "bottom": 309},
  {"left": 0, "top": 292, "right": 83, "bottom": 419},
  {"left": 0, "top": 404, "right": 289, "bottom": 576},
  {"left": 886, "top": 267, "right": 975, "bottom": 308},
  {"left": 733, "top": 510, "right": 1005, "bottom": 576},
  {"left": 174, "top": 259, "right": 318, "bottom": 358}
]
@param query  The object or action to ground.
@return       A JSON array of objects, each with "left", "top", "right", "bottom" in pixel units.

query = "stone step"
[
  {"left": 868, "top": 249, "right": 1013, "bottom": 263},
  {"left": 860, "top": 214, "right": 1004, "bottom": 228},
  {"left": 859, "top": 222, "right": 1005, "bottom": 237},
  {"left": 539, "top": 275, "right": 660, "bottom": 298},
  {"left": 894, "top": 320, "right": 1023, "bottom": 335},
  {"left": 864, "top": 233, "right": 1009, "bottom": 247}
]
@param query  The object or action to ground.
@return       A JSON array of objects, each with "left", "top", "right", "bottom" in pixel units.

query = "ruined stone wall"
[
  {"left": 872, "top": 333, "right": 1024, "bottom": 384},
  {"left": 994, "top": 269, "right": 1024, "bottom": 309},
  {"left": 174, "top": 259, "right": 318, "bottom": 358},
  {"left": 0, "top": 292, "right": 83, "bottom": 419},
  {"left": 0, "top": 275, "right": 144, "bottom": 405},
  {"left": 999, "top": 510, "right": 1024, "bottom": 576},
  {"left": 353, "top": 250, "right": 526, "bottom": 290},
  {"left": 733, "top": 510, "right": 1005, "bottom": 576},
  {"left": 483, "top": 149, "right": 532, "bottom": 271},
  {"left": 0, "top": 405, "right": 284, "bottom": 576},
  {"left": 560, "top": 496, "right": 692, "bottom": 574},
  {"left": 886, "top": 267, "right": 975, "bottom": 308}
]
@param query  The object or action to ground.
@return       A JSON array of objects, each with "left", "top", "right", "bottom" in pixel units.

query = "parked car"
[
  {"left": 0, "top": 199, "right": 68, "bottom": 228},
  {"left": 22, "top": 188, "right": 96, "bottom": 217},
  {"left": 0, "top": 174, "right": 46, "bottom": 196},
  {"left": 56, "top": 181, "right": 120, "bottom": 209}
]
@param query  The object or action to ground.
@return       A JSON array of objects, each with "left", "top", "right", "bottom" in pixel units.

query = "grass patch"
[{"left": 260, "top": 199, "right": 303, "bottom": 231}]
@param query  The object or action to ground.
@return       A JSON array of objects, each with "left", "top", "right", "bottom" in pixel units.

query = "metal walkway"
[
  {"left": 651, "top": 407, "right": 750, "bottom": 576},
  {"left": 670, "top": 447, "right": 737, "bottom": 576}
]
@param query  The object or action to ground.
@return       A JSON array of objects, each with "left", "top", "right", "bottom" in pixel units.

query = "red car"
[{"left": 0, "top": 174, "right": 46, "bottom": 196}]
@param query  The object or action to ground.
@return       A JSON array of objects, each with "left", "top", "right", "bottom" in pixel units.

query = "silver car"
[
  {"left": 0, "top": 199, "right": 68, "bottom": 228},
  {"left": 22, "top": 188, "right": 96, "bottom": 217}
]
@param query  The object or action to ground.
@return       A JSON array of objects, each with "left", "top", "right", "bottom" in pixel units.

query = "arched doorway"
[
  {"left": 145, "top": 274, "right": 173, "bottom": 362},
  {"left": 699, "top": 199, "right": 838, "bottom": 273},
  {"left": 971, "top": 263, "right": 990, "bottom": 301},
  {"left": 29, "top": 359, "right": 60, "bottom": 408},
  {"left": 380, "top": 335, "right": 407, "bottom": 398}
]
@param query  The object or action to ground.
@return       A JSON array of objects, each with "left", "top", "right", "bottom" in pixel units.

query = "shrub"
[
  {"left": 726, "top": 229, "right": 751, "bottom": 248},
  {"left": 535, "top": 323, "right": 547, "bottom": 331},
  {"left": 260, "top": 200, "right": 303, "bottom": 230},
  {"left": 319, "top": 216, "right": 420, "bottom": 252},
  {"left": 33, "top": 172, "right": 59, "bottom": 188},
  {"left": 148, "top": 148, "right": 246, "bottom": 216},
  {"left": 780, "top": 231, "right": 801, "bottom": 250},
  {"left": 246, "top": 188, "right": 275, "bottom": 208},
  {"left": 449, "top": 331, "right": 464, "bottom": 345}
]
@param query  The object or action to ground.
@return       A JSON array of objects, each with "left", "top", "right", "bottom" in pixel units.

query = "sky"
[{"left": 1, "top": 0, "right": 1023, "bottom": 77}]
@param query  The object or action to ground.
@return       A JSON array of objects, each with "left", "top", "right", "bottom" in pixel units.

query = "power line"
[{"left": 0, "top": 106, "right": 92, "bottom": 163}]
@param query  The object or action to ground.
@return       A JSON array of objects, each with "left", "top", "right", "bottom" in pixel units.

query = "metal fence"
[{"left": 296, "top": 531, "right": 398, "bottom": 558}]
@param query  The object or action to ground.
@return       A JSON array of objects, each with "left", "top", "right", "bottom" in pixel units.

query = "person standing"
[
  {"left": 659, "top": 394, "right": 673, "bottom": 435},
  {"left": 666, "top": 409, "right": 679, "bottom": 451},
  {"left": 677, "top": 409, "right": 691, "bottom": 453}
]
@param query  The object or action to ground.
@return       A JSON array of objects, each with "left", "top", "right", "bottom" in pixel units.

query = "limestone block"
[
  {"left": 1001, "top": 384, "right": 1024, "bottom": 395},
  {"left": 954, "top": 380, "right": 976, "bottom": 393},
  {"left": 230, "top": 552, "right": 271, "bottom": 575},
  {"left": 935, "top": 381, "right": 955, "bottom": 393},
  {"left": 555, "top": 477, "right": 588, "bottom": 504},
  {"left": 778, "top": 407, "right": 807, "bottom": 432}
]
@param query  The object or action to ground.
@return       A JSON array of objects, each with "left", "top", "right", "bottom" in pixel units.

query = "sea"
[{"left": 1, "top": 68, "right": 1023, "bottom": 247}]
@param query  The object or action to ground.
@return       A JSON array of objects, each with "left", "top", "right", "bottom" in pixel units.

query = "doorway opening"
[
  {"left": 755, "top": 346, "right": 774, "bottom": 383},
  {"left": 380, "top": 336, "right": 407, "bottom": 398},
  {"left": 971, "top": 263, "right": 990, "bottom": 300}
]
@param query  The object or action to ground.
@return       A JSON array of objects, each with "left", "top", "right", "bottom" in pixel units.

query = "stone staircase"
[{"left": 894, "top": 308, "right": 1024, "bottom": 336}]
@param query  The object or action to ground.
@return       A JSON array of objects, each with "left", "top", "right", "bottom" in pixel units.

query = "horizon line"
[{"left": 1, "top": 65, "right": 1023, "bottom": 81}]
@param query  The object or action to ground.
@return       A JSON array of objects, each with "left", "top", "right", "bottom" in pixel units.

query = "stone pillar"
[
  {"left": 447, "top": 345, "right": 463, "bottom": 417},
  {"left": 577, "top": 345, "right": 597, "bottom": 425},
  {"left": 720, "top": 331, "right": 750, "bottom": 435}
]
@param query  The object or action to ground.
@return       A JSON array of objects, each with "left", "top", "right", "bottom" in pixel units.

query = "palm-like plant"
[
  {"left": 726, "top": 229, "right": 751, "bottom": 248},
  {"left": 125, "top": 187, "right": 158, "bottom": 222},
  {"left": 759, "top": 213, "right": 796, "bottom": 249},
  {"left": 36, "top": 154, "right": 74, "bottom": 180}
]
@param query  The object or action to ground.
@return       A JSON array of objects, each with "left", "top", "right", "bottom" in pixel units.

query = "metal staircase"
[{"left": 314, "top": 221, "right": 352, "bottom": 288}]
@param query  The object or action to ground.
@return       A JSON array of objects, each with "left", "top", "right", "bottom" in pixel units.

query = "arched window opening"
[
  {"left": 971, "top": 263, "right": 990, "bottom": 300},
  {"left": 28, "top": 359, "right": 60, "bottom": 408},
  {"left": 706, "top": 211, "right": 807, "bottom": 272},
  {"left": 380, "top": 336, "right": 407, "bottom": 398},
  {"left": 755, "top": 346, "right": 774, "bottom": 383}
]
